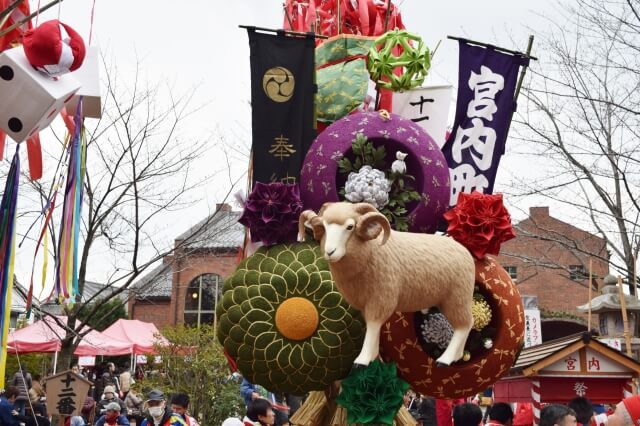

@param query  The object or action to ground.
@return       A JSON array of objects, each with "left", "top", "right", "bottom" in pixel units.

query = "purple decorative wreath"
[{"left": 300, "top": 111, "right": 450, "bottom": 233}]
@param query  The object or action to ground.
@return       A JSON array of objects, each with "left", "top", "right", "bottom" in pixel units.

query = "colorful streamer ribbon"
[
  {"left": 0, "top": 146, "right": 21, "bottom": 387},
  {"left": 52, "top": 102, "right": 86, "bottom": 303}
]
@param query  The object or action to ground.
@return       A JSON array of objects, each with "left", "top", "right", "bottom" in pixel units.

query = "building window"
[
  {"left": 569, "top": 265, "right": 587, "bottom": 280},
  {"left": 184, "top": 274, "right": 223, "bottom": 328},
  {"left": 504, "top": 266, "right": 517, "bottom": 280}
]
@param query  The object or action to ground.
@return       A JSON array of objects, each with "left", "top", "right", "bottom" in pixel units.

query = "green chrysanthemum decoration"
[
  {"left": 367, "top": 29, "right": 431, "bottom": 91},
  {"left": 216, "top": 241, "right": 366, "bottom": 394},
  {"left": 337, "top": 360, "right": 410, "bottom": 425}
]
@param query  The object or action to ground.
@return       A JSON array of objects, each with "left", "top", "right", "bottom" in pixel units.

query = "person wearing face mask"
[
  {"left": 140, "top": 390, "right": 186, "bottom": 426},
  {"left": 94, "top": 402, "right": 130, "bottom": 426}
]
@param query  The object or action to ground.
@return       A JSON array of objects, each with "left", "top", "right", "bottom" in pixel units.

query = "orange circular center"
[{"left": 275, "top": 297, "right": 319, "bottom": 341}]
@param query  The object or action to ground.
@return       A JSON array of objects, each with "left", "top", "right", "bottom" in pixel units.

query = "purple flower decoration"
[{"left": 239, "top": 182, "right": 304, "bottom": 246}]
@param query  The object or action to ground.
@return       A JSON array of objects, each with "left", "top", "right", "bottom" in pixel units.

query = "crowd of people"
[
  {"left": 7, "top": 362, "right": 640, "bottom": 426},
  {"left": 429, "top": 394, "right": 640, "bottom": 426},
  {"left": 0, "top": 363, "right": 203, "bottom": 426}
]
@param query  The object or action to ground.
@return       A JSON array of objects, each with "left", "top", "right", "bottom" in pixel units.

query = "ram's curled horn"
[
  {"left": 354, "top": 202, "right": 378, "bottom": 215},
  {"left": 357, "top": 211, "right": 391, "bottom": 245},
  {"left": 298, "top": 210, "right": 318, "bottom": 242}
]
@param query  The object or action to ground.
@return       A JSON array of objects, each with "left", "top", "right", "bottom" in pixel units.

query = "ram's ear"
[
  {"left": 310, "top": 217, "right": 325, "bottom": 241},
  {"left": 356, "top": 212, "right": 390, "bottom": 244},
  {"left": 298, "top": 210, "right": 325, "bottom": 241}
]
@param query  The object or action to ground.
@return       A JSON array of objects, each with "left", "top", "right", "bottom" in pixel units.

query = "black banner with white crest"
[{"left": 248, "top": 29, "right": 315, "bottom": 185}]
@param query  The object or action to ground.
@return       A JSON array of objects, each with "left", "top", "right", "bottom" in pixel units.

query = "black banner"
[{"left": 248, "top": 29, "right": 316, "bottom": 184}]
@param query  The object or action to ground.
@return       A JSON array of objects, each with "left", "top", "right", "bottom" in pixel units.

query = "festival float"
[{"left": 217, "top": 1, "right": 536, "bottom": 425}]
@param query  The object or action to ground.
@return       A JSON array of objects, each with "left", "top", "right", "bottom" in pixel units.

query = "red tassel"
[
  {"left": 60, "top": 109, "right": 75, "bottom": 135},
  {"left": 224, "top": 350, "right": 238, "bottom": 372},
  {"left": 0, "top": 130, "right": 5, "bottom": 161},
  {"left": 25, "top": 283, "right": 33, "bottom": 314},
  {"left": 26, "top": 135, "right": 43, "bottom": 180}
]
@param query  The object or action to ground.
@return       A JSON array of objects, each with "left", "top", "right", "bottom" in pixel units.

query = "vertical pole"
[
  {"left": 336, "top": 0, "right": 341, "bottom": 34},
  {"left": 283, "top": 4, "right": 294, "bottom": 30},
  {"left": 197, "top": 276, "right": 203, "bottom": 329},
  {"left": 588, "top": 259, "right": 593, "bottom": 331},
  {"left": 504, "top": 35, "right": 534, "bottom": 139},
  {"left": 618, "top": 275, "right": 633, "bottom": 356},
  {"left": 531, "top": 379, "right": 541, "bottom": 426},
  {"left": 213, "top": 278, "right": 219, "bottom": 339},
  {"left": 53, "top": 351, "right": 58, "bottom": 374},
  {"left": 383, "top": 0, "right": 392, "bottom": 32},
  {"left": 634, "top": 253, "right": 638, "bottom": 301}
]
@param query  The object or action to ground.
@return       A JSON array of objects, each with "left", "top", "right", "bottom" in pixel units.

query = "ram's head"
[{"left": 298, "top": 202, "right": 391, "bottom": 262}]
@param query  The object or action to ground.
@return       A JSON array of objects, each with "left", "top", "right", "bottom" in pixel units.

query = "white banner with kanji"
[
  {"left": 524, "top": 309, "right": 542, "bottom": 348},
  {"left": 392, "top": 85, "right": 453, "bottom": 148}
]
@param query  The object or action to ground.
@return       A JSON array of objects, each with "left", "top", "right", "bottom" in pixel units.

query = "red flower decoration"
[{"left": 443, "top": 192, "right": 515, "bottom": 259}]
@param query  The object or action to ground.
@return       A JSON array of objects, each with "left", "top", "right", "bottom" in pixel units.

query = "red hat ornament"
[{"left": 23, "top": 20, "right": 86, "bottom": 78}]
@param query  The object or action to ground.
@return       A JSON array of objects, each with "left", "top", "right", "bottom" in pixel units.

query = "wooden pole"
[
  {"left": 588, "top": 259, "right": 593, "bottom": 331},
  {"left": 0, "top": 0, "right": 64, "bottom": 38},
  {"left": 336, "top": 0, "right": 341, "bottom": 34},
  {"left": 238, "top": 25, "right": 328, "bottom": 39},
  {"left": 384, "top": 0, "right": 392, "bottom": 32},
  {"left": 446, "top": 35, "right": 538, "bottom": 60},
  {"left": 504, "top": 35, "right": 535, "bottom": 139},
  {"left": 283, "top": 4, "right": 294, "bottom": 31},
  {"left": 0, "top": 0, "right": 24, "bottom": 27},
  {"left": 634, "top": 253, "right": 638, "bottom": 301},
  {"left": 618, "top": 275, "right": 633, "bottom": 356}
]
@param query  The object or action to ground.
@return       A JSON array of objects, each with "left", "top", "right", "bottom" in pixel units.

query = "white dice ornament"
[
  {"left": 0, "top": 47, "right": 80, "bottom": 142},
  {"left": 65, "top": 46, "right": 102, "bottom": 119}
]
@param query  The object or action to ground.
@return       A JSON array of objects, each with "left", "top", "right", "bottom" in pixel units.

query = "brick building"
[
  {"left": 498, "top": 206, "right": 609, "bottom": 337},
  {"left": 128, "top": 204, "right": 244, "bottom": 328}
]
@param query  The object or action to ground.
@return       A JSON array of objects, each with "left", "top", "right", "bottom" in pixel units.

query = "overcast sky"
[{"left": 11, "top": 0, "right": 557, "bottom": 287}]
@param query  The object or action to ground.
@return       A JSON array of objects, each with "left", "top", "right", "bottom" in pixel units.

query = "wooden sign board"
[
  {"left": 543, "top": 348, "right": 635, "bottom": 375},
  {"left": 45, "top": 370, "right": 91, "bottom": 417}
]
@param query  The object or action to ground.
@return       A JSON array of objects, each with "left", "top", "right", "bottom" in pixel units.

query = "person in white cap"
[
  {"left": 96, "top": 385, "right": 126, "bottom": 417},
  {"left": 221, "top": 418, "right": 244, "bottom": 426}
]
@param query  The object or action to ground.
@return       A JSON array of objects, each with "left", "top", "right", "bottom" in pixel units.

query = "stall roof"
[
  {"left": 8, "top": 316, "right": 145, "bottom": 356},
  {"left": 512, "top": 332, "right": 640, "bottom": 377},
  {"left": 101, "top": 319, "right": 168, "bottom": 355},
  {"left": 513, "top": 334, "right": 583, "bottom": 371},
  {"left": 74, "top": 329, "right": 133, "bottom": 356},
  {"left": 7, "top": 316, "right": 67, "bottom": 353}
]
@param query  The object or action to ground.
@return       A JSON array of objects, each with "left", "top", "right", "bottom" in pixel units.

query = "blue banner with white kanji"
[{"left": 442, "top": 41, "right": 529, "bottom": 207}]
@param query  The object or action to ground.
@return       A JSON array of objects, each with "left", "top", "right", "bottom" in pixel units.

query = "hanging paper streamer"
[
  {"left": 25, "top": 123, "right": 72, "bottom": 313},
  {"left": 0, "top": 147, "right": 21, "bottom": 387},
  {"left": 27, "top": 184, "right": 61, "bottom": 312},
  {"left": 53, "top": 103, "right": 86, "bottom": 303}
]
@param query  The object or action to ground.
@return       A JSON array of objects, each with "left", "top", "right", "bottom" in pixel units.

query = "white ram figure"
[{"left": 298, "top": 202, "right": 475, "bottom": 367}]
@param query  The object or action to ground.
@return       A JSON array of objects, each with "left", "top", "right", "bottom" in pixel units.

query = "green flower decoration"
[
  {"left": 367, "top": 29, "right": 431, "bottom": 91},
  {"left": 337, "top": 360, "right": 410, "bottom": 425},
  {"left": 216, "top": 241, "right": 365, "bottom": 394}
]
